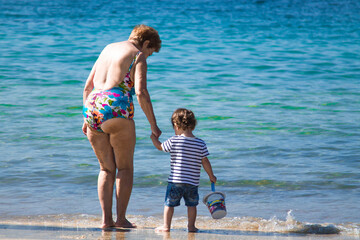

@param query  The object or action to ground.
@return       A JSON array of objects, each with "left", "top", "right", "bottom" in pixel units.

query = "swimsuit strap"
[{"left": 128, "top": 51, "right": 141, "bottom": 72}]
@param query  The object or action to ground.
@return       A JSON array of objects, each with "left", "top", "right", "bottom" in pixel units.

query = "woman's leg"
[
  {"left": 87, "top": 127, "right": 116, "bottom": 229},
  {"left": 101, "top": 118, "right": 136, "bottom": 228}
]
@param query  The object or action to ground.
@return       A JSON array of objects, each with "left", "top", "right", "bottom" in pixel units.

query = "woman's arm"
[
  {"left": 83, "top": 61, "right": 97, "bottom": 104},
  {"left": 202, "top": 157, "right": 217, "bottom": 183},
  {"left": 82, "top": 61, "right": 96, "bottom": 135},
  {"left": 134, "top": 55, "right": 161, "bottom": 137}
]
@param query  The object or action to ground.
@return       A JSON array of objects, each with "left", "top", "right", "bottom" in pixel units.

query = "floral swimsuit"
[{"left": 83, "top": 51, "right": 141, "bottom": 132}]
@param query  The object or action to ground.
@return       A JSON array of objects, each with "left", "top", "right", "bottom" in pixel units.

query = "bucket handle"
[{"left": 211, "top": 182, "right": 215, "bottom": 192}]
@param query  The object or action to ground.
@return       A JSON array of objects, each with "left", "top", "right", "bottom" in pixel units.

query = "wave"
[
  {"left": 0, "top": 211, "right": 358, "bottom": 237},
  {"left": 132, "top": 175, "right": 359, "bottom": 191}
]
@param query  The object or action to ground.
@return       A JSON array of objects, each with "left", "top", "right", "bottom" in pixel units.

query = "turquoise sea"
[{"left": 1, "top": 0, "right": 359, "bottom": 237}]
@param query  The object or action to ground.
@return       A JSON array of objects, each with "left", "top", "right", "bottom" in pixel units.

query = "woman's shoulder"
[
  {"left": 106, "top": 41, "right": 128, "bottom": 47},
  {"left": 102, "top": 41, "right": 134, "bottom": 52},
  {"left": 100, "top": 42, "right": 140, "bottom": 60}
]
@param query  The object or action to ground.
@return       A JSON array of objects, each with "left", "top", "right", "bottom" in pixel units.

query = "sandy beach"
[
  {"left": 0, "top": 215, "right": 357, "bottom": 240},
  {"left": 0, "top": 224, "right": 352, "bottom": 240},
  {"left": 0, "top": 224, "right": 354, "bottom": 240}
]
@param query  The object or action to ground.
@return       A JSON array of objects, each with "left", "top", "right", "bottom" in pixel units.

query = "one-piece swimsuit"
[{"left": 83, "top": 51, "right": 141, "bottom": 132}]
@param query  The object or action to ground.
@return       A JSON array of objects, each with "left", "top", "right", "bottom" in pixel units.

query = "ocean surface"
[{"left": 0, "top": 0, "right": 359, "bottom": 237}]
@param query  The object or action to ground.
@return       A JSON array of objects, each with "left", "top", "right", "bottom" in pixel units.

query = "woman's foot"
[
  {"left": 115, "top": 218, "right": 137, "bottom": 228},
  {"left": 101, "top": 221, "right": 115, "bottom": 229},
  {"left": 188, "top": 226, "right": 199, "bottom": 232},
  {"left": 155, "top": 225, "right": 170, "bottom": 232}
]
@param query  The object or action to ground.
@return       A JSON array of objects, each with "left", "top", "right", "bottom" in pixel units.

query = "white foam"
[{"left": 1, "top": 211, "right": 359, "bottom": 237}]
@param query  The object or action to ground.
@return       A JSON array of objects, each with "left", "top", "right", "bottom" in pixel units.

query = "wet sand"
[
  {"left": 0, "top": 215, "right": 357, "bottom": 240},
  {"left": 0, "top": 225, "right": 352, "bottom": 240}
]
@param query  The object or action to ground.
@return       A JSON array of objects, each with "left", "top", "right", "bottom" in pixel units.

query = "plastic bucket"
[{"left": 203, "top": 191, "right": 227, "bottom": 219}]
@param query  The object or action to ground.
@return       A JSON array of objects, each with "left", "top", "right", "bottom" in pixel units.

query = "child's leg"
[
  {"left": 183, "top": 184, "right": 199, "bottom": 232},
  {"left": 187, "top": 206, "right": 198, "bottom": 232},
  {"left": 164, "top": 206, "right": 174, "bottom": 229},
  {"left": 155, "top": 206, "right": 174, "bottom": 232}
]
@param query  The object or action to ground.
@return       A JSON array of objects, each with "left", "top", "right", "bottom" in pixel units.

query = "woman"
[{"left": 82, "top": 25, "right": 162, "bottom": 229}]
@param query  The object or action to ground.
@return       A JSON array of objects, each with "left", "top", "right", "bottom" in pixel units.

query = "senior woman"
[{"left": 82, "top": 25, "right": 162, "bottom": 229}]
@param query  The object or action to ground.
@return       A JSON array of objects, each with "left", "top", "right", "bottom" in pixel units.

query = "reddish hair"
[{"left": 129, "top": 24, "right": 161, "bottom": 52}]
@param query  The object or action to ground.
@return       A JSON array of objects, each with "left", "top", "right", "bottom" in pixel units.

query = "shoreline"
[
  {"left": 0, "top": 214, "right": 359, "bottom": 239},
  {"left": 0, "top": 224, "right": 354, "bottom": 240}
]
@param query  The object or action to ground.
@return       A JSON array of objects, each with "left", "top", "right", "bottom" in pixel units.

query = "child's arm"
[
  {"left": 150, "top": 134, "right": 163, "bottom": 151},
  {"left": 201, "top": 157, "right": 217, "bottom": 183}
]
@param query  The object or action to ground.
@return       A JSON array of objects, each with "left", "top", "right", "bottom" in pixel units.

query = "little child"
[{"left": 150, "top": 108, "right": 217, "bottom": 232}]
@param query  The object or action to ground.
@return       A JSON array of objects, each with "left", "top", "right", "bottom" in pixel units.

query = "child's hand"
[
  {"left": 150, "top": 133, "right": 158, "bottom": 140},
  {"left": 150, "top": 133, "right": 162, "bottom": 151},
  {"left": 210, "top": 175, "right": 217, "bottom": 184}
]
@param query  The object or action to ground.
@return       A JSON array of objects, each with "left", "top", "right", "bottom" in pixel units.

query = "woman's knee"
[
  {"left": 100, "top": 165, "right": 117, "bottom": 176},
  {"left": 116, "top": 162, "right": 134, "bottom": 172}
]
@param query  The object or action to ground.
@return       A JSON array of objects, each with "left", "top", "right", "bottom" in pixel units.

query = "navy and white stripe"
[{"left": 161, "top": 135, "right": 209, "bottom": 186}]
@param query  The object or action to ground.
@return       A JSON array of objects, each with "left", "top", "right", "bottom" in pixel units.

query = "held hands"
[
  {"left": 150, "top": 133, "right": 162, "bottom": 151},
  {"left": 151, "top": 125, "right": 162, "bottom": 138},
  {"left": 150, "top": 133, "right": 158, "bottom": 141}
]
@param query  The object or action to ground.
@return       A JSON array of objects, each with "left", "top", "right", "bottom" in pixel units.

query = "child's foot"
[
  {"left": 115, "top": 219, "right": 137, "bottom": 228},
  {"left": 155, "top": 226, "right": 170, "bottom": 232},
  {"left": 188, "top": 226, "right": 199, "bottom": 232}
]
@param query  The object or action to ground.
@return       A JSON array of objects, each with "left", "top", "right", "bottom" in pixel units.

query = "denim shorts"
[{"left": 165, "top": 182, "right": 199, "bottom": 207}]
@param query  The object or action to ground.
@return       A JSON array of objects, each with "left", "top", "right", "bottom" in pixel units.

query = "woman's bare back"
[{"left": 92, "top": 41, "right": 140, "bottom": 90}]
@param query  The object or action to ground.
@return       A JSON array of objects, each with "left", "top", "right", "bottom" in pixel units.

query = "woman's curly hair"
[
  {"left": 171, "top": 108, "right": 197, "bottom": 130},
  {"left": 129, "top": 24, "right": 161, "bottom": 52}
]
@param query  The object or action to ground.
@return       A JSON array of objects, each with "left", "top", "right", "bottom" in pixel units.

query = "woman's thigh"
[
  {"left": 87, "top": 127, "right": 115, "bottom": 172},
  {"left": 101, "top": 118, "right": 136, "bottom": 170}
]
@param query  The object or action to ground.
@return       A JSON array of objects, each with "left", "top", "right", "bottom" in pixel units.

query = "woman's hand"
[
  {"left": 150, "top": 133, "right": 158, "bottom": 141},
  {"left": 150, "top": 133, "right": 162, "bottom": 151},
  {"left": 151, "top": 125, "right": 162, "bottom": 138},
  {"left": 82, "top": 122, "right": 88, "bottom": 136}
]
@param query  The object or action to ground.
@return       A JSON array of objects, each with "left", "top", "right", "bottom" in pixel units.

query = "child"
[{"left": 150, "top": 108, "right": 217, "bottom": 232}]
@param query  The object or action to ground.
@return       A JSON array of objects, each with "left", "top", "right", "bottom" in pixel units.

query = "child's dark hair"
[{"left": 171, "top": 108, "right": 197, "bottom": 130}]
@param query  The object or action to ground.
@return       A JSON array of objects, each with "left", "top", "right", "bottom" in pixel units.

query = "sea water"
[{"left": 0, "top": 0, "right": 359, "bottom": 237}]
